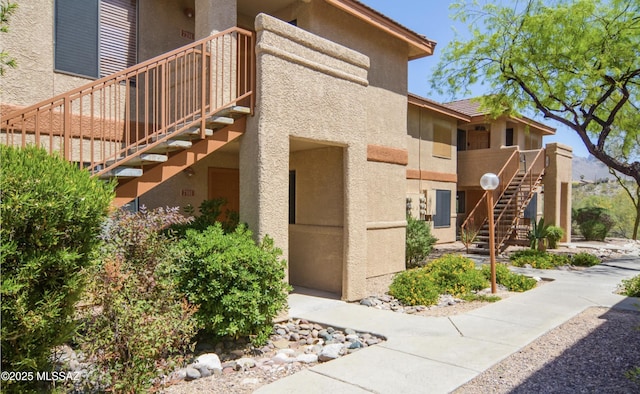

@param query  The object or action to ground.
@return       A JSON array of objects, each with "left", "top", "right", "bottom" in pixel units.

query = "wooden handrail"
[{"left": 1, "top": 27, "right": 255, "bottom": 177}]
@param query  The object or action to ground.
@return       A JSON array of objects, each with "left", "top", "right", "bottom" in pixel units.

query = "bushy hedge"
[
  {"left": 510, "top": 249, "right": 570, "bottom": 269},
  {"left": 621, "top": 275, "right": 640, "bottom": 297},
  {"left": 571, "top": 252, "right": 600, "bottom": 267},
  {"left": 574, "top": 207, "right": 614, "bottom": 241},
  {"left": 406, "top": 215, "right": 438, "bottom": 268},
  {"left": 175, "top": 224, "right": 290, "bottom": 345},
  {"left": 0, "top": 146, "right": 113, "bottom": 391},
  {"left": 482, "top": 263, "right": 537, "bottom": 292},
  {"left": 390, "top": 254, "right": 488, "bottom": 306}
]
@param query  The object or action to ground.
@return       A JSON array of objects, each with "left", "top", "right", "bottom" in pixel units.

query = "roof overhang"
[
  {"left": 507, "top": 115, "right": 556, "bottom": 135},
  {"left": 324, "top": 0, "right": 436, "bottom": 60},
  {"left": 408, "top": 93, "right": 471, "bottom": 122}
]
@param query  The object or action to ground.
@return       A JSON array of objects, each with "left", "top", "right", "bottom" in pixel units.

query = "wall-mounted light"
[
  {"left": 183, "top": 167, "right": 195, "bottom": 177},
  {"left": 184, "top": 7, "right": 194, "bottom": 18}
]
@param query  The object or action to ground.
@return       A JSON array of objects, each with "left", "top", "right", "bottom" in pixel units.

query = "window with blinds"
[{"left": 55, "top": 0, "right": 137, "bottom": 79}]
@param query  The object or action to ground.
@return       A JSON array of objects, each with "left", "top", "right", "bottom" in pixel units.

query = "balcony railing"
[{"left": 1, "top": 27, "right": 255, "bottom": 178}]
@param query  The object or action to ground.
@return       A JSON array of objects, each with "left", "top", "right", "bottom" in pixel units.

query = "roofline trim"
[
  {"left": 324, "top": 0, "right": 436, "bottom": 59},
  {"left": 408, "top": 93, "right": 471, "bottom": 122}
]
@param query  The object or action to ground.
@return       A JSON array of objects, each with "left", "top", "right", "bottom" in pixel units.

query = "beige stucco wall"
[
  {"left": 138, "top": 150, "right": 239, "bottom": 209},
  {"left": 457, "top": 146, "right": 519, "bottom": 187},
  {"left": 140, "top": 0, "right": 196, "bottom": 60},
  {"left": 405, "top": 105, "right": 458, "bottom": 243},
  {"left": 240, "top": 14, "right": 369, "bottom": 300},
  {"left": 543, "top": 143, "right": 573, "bottom": 242},
  {"left": 289, "top": 146, "right": 344, "bottom": 294}
]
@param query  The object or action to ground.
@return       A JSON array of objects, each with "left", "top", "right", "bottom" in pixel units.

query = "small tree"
[{"left": 406, "top": 215, "right": 438, "bottom": 268}]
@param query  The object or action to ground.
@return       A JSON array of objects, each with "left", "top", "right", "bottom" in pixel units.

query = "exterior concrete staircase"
[{"left": 1, "top": 28, "right": 255, "bottom": 207}]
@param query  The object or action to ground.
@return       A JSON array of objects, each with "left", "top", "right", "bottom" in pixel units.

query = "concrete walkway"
[{"left": 256, "top": 256, "right": 640, "bottom": 394}]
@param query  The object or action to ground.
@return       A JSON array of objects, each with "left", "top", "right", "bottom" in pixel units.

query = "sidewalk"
[{"left": 255, "top": 257, "right": 640, "bottom": 393}]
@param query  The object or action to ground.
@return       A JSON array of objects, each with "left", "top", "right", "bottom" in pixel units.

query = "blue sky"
[{"left": 359, "top": 0, "right": 590, "bottom": 157}]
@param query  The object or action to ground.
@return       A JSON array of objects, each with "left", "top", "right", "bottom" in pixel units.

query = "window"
[
  {"left": 55, "top": 0, "right": 137, "bottom": 78},
  {"left": 457, "top": 129, "right": 466, "bottom": 151},
  {"left": 506, "top": 128, "right": 514, "bottom": 146},
  {"left": 456, "top": 191, "right": 466, "bottom": 214},
  {"left": 434, "top": 189, "right": 451, "bottom": 228},
  {"left": 433, "top": 125, "right": 452, "bottom": 158},
  {"left": 289, "top": 171, "right": 296, "bottom": 224}
]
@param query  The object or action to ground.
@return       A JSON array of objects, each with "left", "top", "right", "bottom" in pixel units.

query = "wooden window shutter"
[
  {"left": 55, "top": 0, "right": 99, "bottom": 78},
  {"left": 99, "top": 0, "right": 137, "bottom": 77},
  {"left": 433, "top": 125, "right": 452, "bottom": 159}
]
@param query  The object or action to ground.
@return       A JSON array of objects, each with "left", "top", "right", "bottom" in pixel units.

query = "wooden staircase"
[
  {"left": 1, "top": 27, "right": 255, "bottom": 207},
  {"left": 461, "top": 149, "right": 546, "bottom": 254}
]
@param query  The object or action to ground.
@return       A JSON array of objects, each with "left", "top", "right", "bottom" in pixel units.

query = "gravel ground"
[{"left": 454, "top": 306, "right": 640, "bottom": 394}]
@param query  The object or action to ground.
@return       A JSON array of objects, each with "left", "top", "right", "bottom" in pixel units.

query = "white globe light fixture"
[
  {"left": 480, "top": 173, "right": 500, "bottom": 191},
  {"left": 480, "top": 172, "right": 500, "bottom": 293}
]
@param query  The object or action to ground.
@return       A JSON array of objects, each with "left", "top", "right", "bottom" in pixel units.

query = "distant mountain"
[{"left": 572, "top": 155, "right": 622, "bottom": 182}]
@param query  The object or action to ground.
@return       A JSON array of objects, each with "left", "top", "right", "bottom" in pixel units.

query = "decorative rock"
[
  {"left": 272, "top": 352, "right": 294, "bottom": 364},
  {"left": 193, "top": 363, "right": 212, "bottom": 378},
  {"left": 348, "top": 340, "right": 363, "bottom": 349},
  {"left": 289, "top": 332, "right": 300, "bottom": 342},
  {"left": 195, "top": 353, "right": 222, "bottom": 372},
  {"left": 360, "top": 298, "right": 376, "bottom": 307},
  {"left": 184, "top": 367, "right": 201, "bottom": 381},
  {"left": 345, "top": 334, "right": 359, "bottom": 342},
  {"left": 318, "top": 343, "right": 344, "bottom": 362},
  {"left": 235, "top": 357, "right": 256, "bottom": 370},
  {"left": 296, "top": 353, "right": 318, "bottom": 364},
  {"left": 273, "top": 339, "right": 291, "bottom": 349},
  {"left": 344, "top": 328, "right": 356, "bottom": 335}
]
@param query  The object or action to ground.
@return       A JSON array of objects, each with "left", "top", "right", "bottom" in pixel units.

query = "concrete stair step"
[{"left": 98, "top": 166, "right": 143, "bottom": 179}]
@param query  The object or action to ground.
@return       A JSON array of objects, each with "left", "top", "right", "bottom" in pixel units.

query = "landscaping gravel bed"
[{"left": 454, "top": 306, "right": 640, "bottom": 393}]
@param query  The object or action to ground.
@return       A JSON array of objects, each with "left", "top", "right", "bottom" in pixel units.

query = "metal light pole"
[{"left": 481, "top": 173, "right": 500, "bottom": 294}]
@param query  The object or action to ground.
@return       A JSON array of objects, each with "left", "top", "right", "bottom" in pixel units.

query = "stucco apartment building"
[{"left": 1, "top": 0, "right": 571, "bottom": 301}]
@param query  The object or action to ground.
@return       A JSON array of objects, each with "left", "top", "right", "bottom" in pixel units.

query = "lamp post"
[{"left": 480, "top": 173, "right": 500, "bottom": 294}]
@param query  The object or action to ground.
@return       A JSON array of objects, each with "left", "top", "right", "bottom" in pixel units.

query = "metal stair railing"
[
  {"left": 494, "top": 149, "right": 546, "bottom": 251},
  {"left": 459, "top": 150, "right": 520, "bottom": 242},
  {"left": 1, "top": 27, "right": 255, "bottom": 178}
]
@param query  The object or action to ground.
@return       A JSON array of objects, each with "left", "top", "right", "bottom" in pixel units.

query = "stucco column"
[
  {"left": 543, "top": 143, "right": 573, "bottom": 242},
  {"left": 195, "top": 0, "right": 237, "bottom": 39},
  {"left": 342, "top": 143, "right": 368, "bottom": 301},
  {"left": 239, "top": 113, "right": 290, "bottom": 282}
]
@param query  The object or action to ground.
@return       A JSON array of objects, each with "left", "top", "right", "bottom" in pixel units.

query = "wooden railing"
[
  {"left": 1, "top": 27, "right": 254, "bottom": 177},
  {"left": 459, "top": 150, "right": 521, "bottom": 239},
  {"left": 493, "top": 149, "right": 546, "bottom": 250}
]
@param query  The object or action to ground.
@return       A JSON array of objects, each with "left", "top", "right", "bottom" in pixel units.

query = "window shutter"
[
  {"left": 99, "top": 0, "right": 137, "bottom": 77},
  {"left": 55, "top": 0, "right": 99, "bottom": 78},
  {"left": 433, "top": 125, "right": 452, "bottom": 158}
]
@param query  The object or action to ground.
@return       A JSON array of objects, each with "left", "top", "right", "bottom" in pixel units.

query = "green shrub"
[
  {"left": 0, "top": 146, "right": 113, "bottom": 392},
  {"left": 172, "top": 198, "right": 239, "bottom": 236},
  {"left": 175, "top": 224, "right": 290, "bottom": 345},
  {"left": 424, "top": 254, "right": 488, "bottom": 296},
  {"left": 528, "top": 218, "right": 550, "bottom": 251},
  {"left": 510, "top": 250, "right": 570, "bottom": 269},
  {"left": 545, "top": 226, "right": 564, "bottom": 249},
  {"left": 575, "top": 207, "right": 614, "bottom": 241},
  {"left": 571, "top": 252, "right": 600, "bottom": 267},
  {"left": 388, "top": 268, "right": 440, "bottom": 306},
  {"left": 79, "top": 207, "right": 198, "bottom": 392},
  {"left": 406, "top": 215, "right": 438, "bottom": 268},
  {"left": 621, "top": 275, "right": 640, "bottom": 297},
  {"left": 482, "top": 263, "right": 537, "bottom": 292}
]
